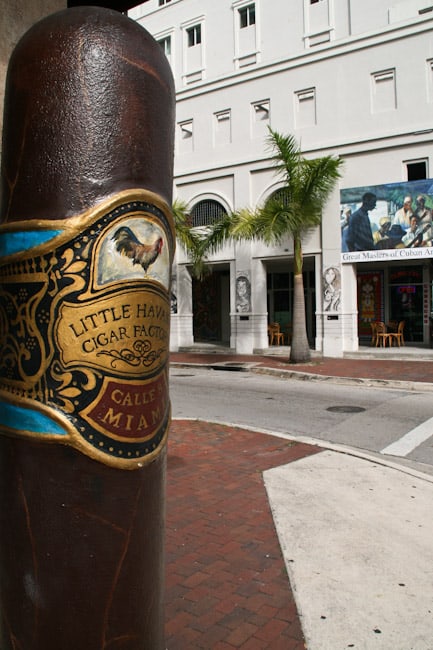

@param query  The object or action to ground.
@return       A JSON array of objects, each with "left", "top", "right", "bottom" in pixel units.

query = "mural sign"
[{"left": 340, "top": 178, "right": 433, "bottom": 263}]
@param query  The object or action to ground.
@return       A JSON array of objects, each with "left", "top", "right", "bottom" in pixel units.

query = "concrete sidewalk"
[
  {"left": 265, "top": 449, "right": 433, "bottom": 650},
  {"left": 166, "top": 420, "right": 433, "bottom": 649},
  {"left": 166, "top": 351, "right": 433, "bottom": 648},
  {"left": 170, "top": 348, "right": 433, "bottom": 390}
]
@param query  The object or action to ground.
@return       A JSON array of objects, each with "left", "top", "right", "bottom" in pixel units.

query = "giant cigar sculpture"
[{"left": 0, "top": 7, "right": 175, "bottom": 649}]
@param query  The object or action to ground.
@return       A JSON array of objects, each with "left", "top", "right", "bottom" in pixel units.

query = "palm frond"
[
  {"left": 266, "top": 128, "right": 300, "bottom": 181},
  {"left": 172, "top": 198, "right": 209, "bottom": 278},
  {"left": 204, "top": 210, "right": 238, "bottom": 252},
  {"left": 204, "top": 131, "right": 344, "bottom": 251},
  {"left": 254, "top": 195, "right": 298, "bottom": 244}
]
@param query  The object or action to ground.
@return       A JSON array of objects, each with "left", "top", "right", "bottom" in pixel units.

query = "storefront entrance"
[
  {"left": 266, "top": 257, "right": 316, "bottom": 346},
  {"left": 192, "top": 267, "right": 230, "bottom": 344},
  {"left": 357, "top": 263, "right": 430, "bottom": 345}
]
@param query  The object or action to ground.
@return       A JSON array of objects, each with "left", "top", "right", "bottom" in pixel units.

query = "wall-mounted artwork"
[
  {"left": 323, "top": 266, "right": 341, "bottom": 312},
  {"left": 340, "top": 179, "right": 433, "bottom": 263},
  {"left": 236, "top": 271, "right": 251, "bottom": 313}
]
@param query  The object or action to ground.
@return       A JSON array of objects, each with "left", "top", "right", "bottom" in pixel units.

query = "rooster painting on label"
[
  {"left": 97, "top": 217, "right": 170, "bottom": 288},
  {"left": 112, "top": 226, "right": 163, "bottom": 274}
]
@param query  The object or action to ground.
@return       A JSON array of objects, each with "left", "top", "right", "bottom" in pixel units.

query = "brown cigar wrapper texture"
[{"left": 0, "top": 7, "right": 175, "bottom": 649}]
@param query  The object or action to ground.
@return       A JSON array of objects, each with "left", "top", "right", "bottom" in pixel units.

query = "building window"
[
  {"left": 159, "top": 0, "right": 172, "bottom": 5},
  {"left": 251, "top": 100, "right": 270, "bottom": 138},
  {"left": 427, "top": 59, "right": 433, "bottom": 102},
  {"left": 406, "top": 160, "right": 428, "bottom": 181},
  {"left": 371, "top": 69, "right": 396, "bottom": 113},
  {"left": 252, "top": 100, "right": 270, "bottom": 121},
  {"left": 182, "top": 17, "right": 205, "bottom": 84},
  {"left": 187, "top": 24, "right": 201, "bottom": 47},
  {"left": 178, "top": 120, "right": 193, "bottom": 153},
  {"left": 295, "top": 88, "right": 316, "bottom": 128},
  {"left": 233, "top": 0, "right": 258, "bottom": 68},
  {"left": 239, "top": 4, "right": 255, "bottom": 28},
  {"left": 214, "top": 110, "right": 231, "bottom": 145},
  {"left": 191, "top": 200, "right": 228, "bottom": 228},
  {"left": 305, "top": 0, "right": 331, "bottom": 48},
  {"left": 179, "top": 121, "right": 193, "bottom": 138},
  {"left": 158, "top": 35, "right": 171, "bottom": 57}
]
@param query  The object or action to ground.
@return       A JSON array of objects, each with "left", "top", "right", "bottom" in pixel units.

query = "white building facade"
[{"left": 129, "top": 0, "right": 433, "bottom": 357}]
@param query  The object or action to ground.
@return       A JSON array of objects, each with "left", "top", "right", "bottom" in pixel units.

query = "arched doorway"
[{"left": 190, "top": 199, "right": 231, "bottom": 345}]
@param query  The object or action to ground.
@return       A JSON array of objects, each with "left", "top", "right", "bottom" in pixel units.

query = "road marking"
[{"left": 381, "top": 417, "right": 433, "bottom": 457}]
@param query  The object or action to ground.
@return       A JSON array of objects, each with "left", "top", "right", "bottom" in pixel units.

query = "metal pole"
[{"left": 0, "top": 7, "right": 175, "bottom": 649}]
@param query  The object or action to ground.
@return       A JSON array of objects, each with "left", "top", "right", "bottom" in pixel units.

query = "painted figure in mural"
[
  {"left": 413, "top": 195, "right": 433, "bottom": 246},
  {"left": 323, "top": 266, "right": 341, "bottom": 312},
  {"left": 340, "top": 206, "right": 352, "bottom": 252},
  {"left": 236, "top": 274, "right": 251, "bottom": 312},
  {"left": 402, "top": 215, "right": 432, "bottom": 248},
  {"left": 414, "top": 195, "right": 432, "bottom": 225},
  {"left": 346, "top": 192, "right": 376, "bottom": 251},
  {"left": 373, "top": 216, "right": 392, "bottom": 248},
  {"left": 387, "top": 223, "right": 406, "bottom": 247},
  {"left": 402, "top": 216, "right": 422, "bottom": 246},
  {"left": 393, "top": 195, "right": 413, "bottom": 230}
]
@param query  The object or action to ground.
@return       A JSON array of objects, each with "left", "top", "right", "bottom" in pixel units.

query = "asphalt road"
[{"left": 170, "top": 366, "right": 433, "bottom": 474}]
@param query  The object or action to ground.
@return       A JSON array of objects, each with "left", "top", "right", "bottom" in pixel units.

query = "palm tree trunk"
[{"left": 290, "top": 236, "right": 311, "bottom": 363}]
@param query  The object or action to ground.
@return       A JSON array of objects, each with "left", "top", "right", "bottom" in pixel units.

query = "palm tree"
[
  {"left": 205, "top": 128, "right": 344, "bottom": 363},
  {"left": 172, "top": 198, "right": 208, "bottom": 279}
]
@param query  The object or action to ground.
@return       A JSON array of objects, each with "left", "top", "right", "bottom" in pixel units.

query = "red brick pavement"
[
  {"left": 171, "top": 352, "right": 433, "bottom": 384},
  {"left": 165, "top": 419, "right": 321, "bottom": 649}
]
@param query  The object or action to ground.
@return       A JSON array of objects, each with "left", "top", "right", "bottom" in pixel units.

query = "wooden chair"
[
  {"left": 370, "top": 321, "right": 378, "bottom": 346},
  {"left": 268, "top": 322, "right": 284, "bottom": 345},
  {"left": 375, "top": 321, "right": 393, "bottom": 347},
  {"left": 389, "top": 320, "right": 405, "bottom": 347}
]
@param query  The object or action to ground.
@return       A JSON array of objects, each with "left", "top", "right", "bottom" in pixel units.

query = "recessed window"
[
  {"left": 251, "top": 100, "right": 270, "bottom": 138},
  {"left": 233, "top": 0, "right": 258, "bottom": 68},
  {"left": 253, "top": 101, "right": 270, "bottom": 120},
  {"left": 158, "top": 36, "right": 171, "bottom": 57},
  {"left": 187, "top": 24, "right": 201, "bottom": 47},
  {"left": 159, "top": 0, "right": 172, "bottom": 5},
  {"left": 182, "top": 17, "right": 204, "bottom": 84},
  {"left": 191, "top": 200, "right": 228, "bottom": 228},
  {"left": 427, "top": 59, "right": 433, "bottom": 102},
  {"left": 406, "top": 160, "right": 428, "bottom": 181},
  {"left": 371, "top": 69, "right": 396, "bottom": 112},
  {"left": 239, "top": 4, "right": 255, "bottom": 28},
  {"left": 178, "top": 120, "right": 194, "bottom": 153},
  {"left": 180, "top": 121, "right": 193, "bottom": 138},
  {"left": 214, "top": 110, "right": 231, "bottom": 145},
  {"left": 295, "top": 88, "right": 316, "bottom": 128}
]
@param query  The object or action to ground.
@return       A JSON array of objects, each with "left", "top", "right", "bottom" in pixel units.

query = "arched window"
[{"left": 191, "top": 200, "right": 227, "bottom": 227}]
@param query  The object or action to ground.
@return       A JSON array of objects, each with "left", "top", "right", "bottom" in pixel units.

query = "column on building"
[
  {"left": 320, "top": 188, "right": 348, "bottom": 357},
  {"left": 170, "top": 250, "right": 194, "bottom": 350}
]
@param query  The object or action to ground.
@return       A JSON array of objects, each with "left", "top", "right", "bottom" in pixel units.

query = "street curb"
[
  {"left": 172, "top": 417, "right": 433, "bottom": 482},
  {"left": 170, "top": 361, "right": 433, "bottom": 392},
  {"left": 251, "top": 365, "right": 433, "bottom": 391}
]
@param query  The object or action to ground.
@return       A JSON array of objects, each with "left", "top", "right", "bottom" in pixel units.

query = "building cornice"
[{"left": 175, "top": 16, "right": 433, "bottom": 101}]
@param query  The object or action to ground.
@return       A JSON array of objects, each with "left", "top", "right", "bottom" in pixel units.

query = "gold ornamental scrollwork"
[{"left": 0, "top": 190, "right": 175, "bottom": 469}]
